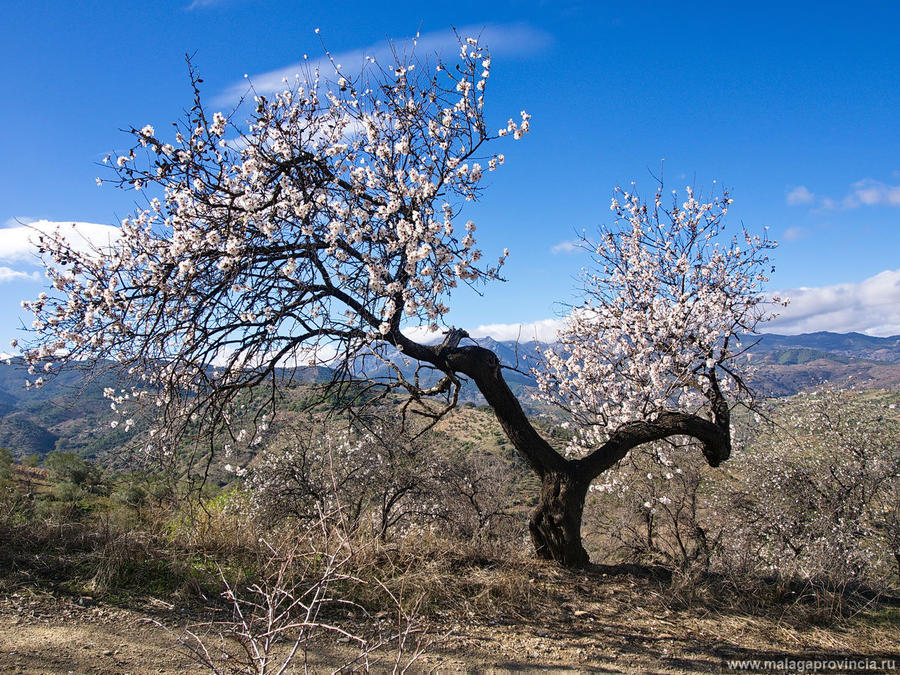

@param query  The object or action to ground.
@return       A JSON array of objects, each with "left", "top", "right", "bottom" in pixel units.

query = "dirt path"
[
  {"left": 0, "top": 593, "right": 201, "bottom": 674},
  {"left": 1, "top": 578, "right": 897, "bottom": 674}
]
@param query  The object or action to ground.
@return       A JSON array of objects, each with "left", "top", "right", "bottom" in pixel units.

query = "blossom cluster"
[{"left": 536, "top": 184, "right": 780, "bottom": 456}]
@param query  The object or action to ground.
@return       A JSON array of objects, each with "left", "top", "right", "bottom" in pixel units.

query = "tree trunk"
[
  {"left": 529, "top": 471, "right": 591, "bottom": 568},
  {"left": 393, "top": 329, "right": 732, "bottom": 569}
]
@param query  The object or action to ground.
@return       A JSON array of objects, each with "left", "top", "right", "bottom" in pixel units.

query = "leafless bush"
[
  {"left": 247, "top": 419, "right": 528, "bottom": 549},
  {"left": 246, "top": 419, "right": 441, "bottom": 542},
  {"left": 152, "top": 510, "right": 428, "bottom": 674},
  {"left": 428, "top": 447, "right": 525, "bottom": 542}
]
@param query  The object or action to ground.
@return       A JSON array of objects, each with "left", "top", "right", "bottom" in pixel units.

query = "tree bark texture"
[{"left": 529, "top": 471, "right": 591, "bottom": 567}]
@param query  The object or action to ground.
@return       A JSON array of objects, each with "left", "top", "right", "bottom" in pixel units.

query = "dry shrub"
[
  {"left": 341, "top": 528, "right": 549, "bottom": 625},
  {"left": 247, "top": 421, "right": 531, "bottom": 549},
  {"left": 152, "top": 509, "right": 431, "bottom": 674},
  {"left": 582, "top": 391, "right": 900, "bottom": 621},
  {"left": 583, "top": 442, "right": 722, "bottom": 571}
]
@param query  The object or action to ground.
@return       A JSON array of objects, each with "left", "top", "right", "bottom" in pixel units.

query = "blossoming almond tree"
[
  {"left": 21, "top": 35, "right": 777, "bottom": 567},
  {"left": 531, "top": 185, "right": 779, "bottom": 564}
]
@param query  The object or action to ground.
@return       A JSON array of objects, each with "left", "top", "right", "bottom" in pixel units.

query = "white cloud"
[
  {"left": 781, "top": 226, "right": 808, "bottom": 242},
  {"left": 551, "top": 240, "right": 579, "bottom": 254},
  {"left": 842, "top": 179, "right": 900, "bottom": 209},
  {"left": 0, "top": 267, "right": 41, "bottom": 283},
  {"left": 470, "top": 318, "right": 565, "bottom": 343},
  {"left": 401, "top": 325, "right": 444, "bottom": 344},
  {"left": 786, "top": 185, "right": 814, "bottom": 206},
  {"left": 215, "top": 23, "right": 553, "bottom": 105},
  {"left": 814, "top": 179, "right": 900, "bottom": 211},
  {"left": 0, "top": 219, "right": 120, "bottom": 264},
  {"left": 768, "top": 269, "right": 900, "bottom": 337}
]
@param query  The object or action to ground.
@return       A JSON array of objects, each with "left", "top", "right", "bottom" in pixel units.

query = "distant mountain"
[
  {"left": 350, "top": 336, "right": 543, "bottom": 395},
  {"left": 349, "top": 331, "right": 900, "bottom": 400},
  {"left": 461, "top": 331, "right": 900, "bottom": 398},
  {"left": 746, "top": 332, "right": 900, "bottom": 395},
  {"left": 0, "top": 361, "right": 127, "bottom": 460},
  {"left": 1, "top": 331, "right": 898, "bottom": 460},
  {"left": 753, "top": 332, "right": 900, "bottom": 363}
]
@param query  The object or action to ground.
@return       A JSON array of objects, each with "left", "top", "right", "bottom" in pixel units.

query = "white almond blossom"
[{"left": 536, "top": 184, "right": 781, "bottom": 456}]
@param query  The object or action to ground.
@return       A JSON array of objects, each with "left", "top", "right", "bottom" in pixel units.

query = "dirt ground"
[{"left": 2, "top": 566, "right": 897, "bottom": 674}]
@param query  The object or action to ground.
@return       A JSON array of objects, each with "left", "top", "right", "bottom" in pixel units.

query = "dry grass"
[{"left": 2, "top": 507, "right": 898, "bottom": 673}]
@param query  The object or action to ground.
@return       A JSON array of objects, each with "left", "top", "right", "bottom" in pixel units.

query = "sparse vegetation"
[{"left": 1, "top": 389, "right": 898, "bottom": 672}]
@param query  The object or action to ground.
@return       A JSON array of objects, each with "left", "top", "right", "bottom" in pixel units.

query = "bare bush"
[
  {"left": 153, "top": 512, "right": 427, "bottom": 674},
  {"left": 429, "top": 446, "right": 525, "bottom": 542},
  {"left": 246, "top": 419, "right": 439, "bottom": 541},
  {"left": 246, "top": 416, "right": 530, "bottom": 550}
]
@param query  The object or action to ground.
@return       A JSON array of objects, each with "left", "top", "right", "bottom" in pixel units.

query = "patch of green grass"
[{"left": 865, "top": 606, "right": 900, "bottom": 629}]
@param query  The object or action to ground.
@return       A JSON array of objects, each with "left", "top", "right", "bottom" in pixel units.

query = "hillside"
[
  {"left": 750, "top": 332, "right": 900, "bottom": 394},
  {"left": 1, "top": 331, "right": 898, "bottom": 460},
  {"left": 0, "top": 362, "right": 127, "bottom": 460},
  {"left": 754, "top": 331, "right": 900, "bottom": 362}
]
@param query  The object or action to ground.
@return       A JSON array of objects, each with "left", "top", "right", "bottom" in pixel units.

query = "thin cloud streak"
[
  {"left": 0, "top": 267, "right": 41, "bottom": 283},
  {"left": 2, "top": 217, "right": 37, "bottom": 229},
  {"left": 397, "top": 319, "right": 566, "bottom": 344},
  {"left": 185, "top": 0, "right": 239, "bottom": 9},
  {"left": 551, "top": 240, "right": 579, "bottom": 254},
  {"left": 214, "top": 23, "right": 552, "bottom": 106}
]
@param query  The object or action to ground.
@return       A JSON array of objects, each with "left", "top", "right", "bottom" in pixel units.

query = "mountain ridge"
[{"left": 2, "top": 330, "right": 898, "bottom": 459}]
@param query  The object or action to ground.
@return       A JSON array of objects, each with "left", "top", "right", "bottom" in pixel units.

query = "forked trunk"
[
  {"left": 529, "top": 471, "right": 591, "bottom": 568},
  {"left": 395, "top": 330, "right": 732, "bottom": 570}
]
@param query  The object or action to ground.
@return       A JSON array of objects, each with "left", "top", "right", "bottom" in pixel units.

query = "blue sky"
[{"left": 2, "top": 0, "right": 899, "bottom": 345}]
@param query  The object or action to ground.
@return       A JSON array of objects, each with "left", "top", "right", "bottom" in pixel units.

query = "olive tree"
[{"left": 21, "top": 35, "right": 776, "bottom": 567}]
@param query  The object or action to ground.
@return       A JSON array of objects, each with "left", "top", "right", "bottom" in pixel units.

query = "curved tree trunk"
[
  {"left": 529, "top": 471, "right": 591, "bottom": 567},
  {"left": 393, "top": 328, "right": 732, "bottom": 569}
]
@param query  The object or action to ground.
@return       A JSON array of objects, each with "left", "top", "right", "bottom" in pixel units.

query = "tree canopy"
[{"left": 20, "top": 35, "right": 778, "bottom": 567}]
